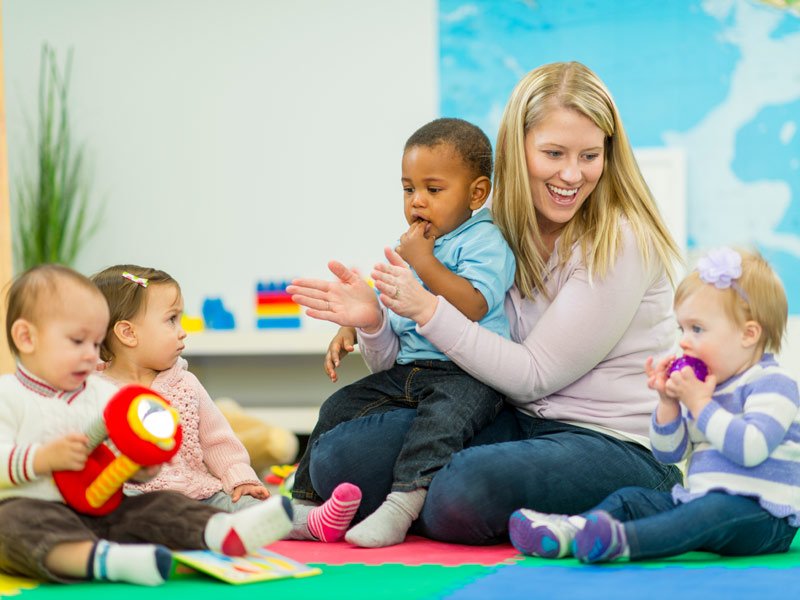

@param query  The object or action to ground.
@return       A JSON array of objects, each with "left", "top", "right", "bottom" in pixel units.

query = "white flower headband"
[{"left": 696, "top": 247, "right": 748, "bottom": 302}]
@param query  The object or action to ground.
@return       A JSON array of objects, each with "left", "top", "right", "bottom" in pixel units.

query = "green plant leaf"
[{"left": 12, "top": 43, "right": 102, "bottom": 271}]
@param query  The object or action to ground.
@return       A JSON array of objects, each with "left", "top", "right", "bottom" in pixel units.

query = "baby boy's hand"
[
  {"left": 396, "top": 221, "right": 435, "bottom": 270},
  {"left": 35, "top": 433, "right": 91, "bottom": 475}
]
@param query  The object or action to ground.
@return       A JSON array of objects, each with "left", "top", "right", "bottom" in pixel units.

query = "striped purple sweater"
[{"left": 650, "top": 354, "right": 800, "bottom": 525}]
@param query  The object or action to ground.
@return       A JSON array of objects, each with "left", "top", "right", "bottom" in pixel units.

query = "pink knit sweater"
[{"left": 103, "top": 358, "right": 260, "bottom": 500}]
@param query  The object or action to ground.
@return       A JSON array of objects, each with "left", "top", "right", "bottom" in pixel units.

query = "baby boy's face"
[
  {"left": 23, "top": 283, "right": 110, "bottom": 392},
  {"left": 401, "top": 144, "right": 482, "bottom": 239}
]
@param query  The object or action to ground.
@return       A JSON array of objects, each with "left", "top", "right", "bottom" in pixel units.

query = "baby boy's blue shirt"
[{"left": 389, "top": 208, "right": 516, "bottom": 364}]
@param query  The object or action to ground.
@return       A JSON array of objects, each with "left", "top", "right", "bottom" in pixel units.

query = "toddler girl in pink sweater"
[
  {"left": 92, "top": 264, "right": 269, "bottom": 511},
  {"left": 93, "top": 265, "right": 361, "bottom": 539}
]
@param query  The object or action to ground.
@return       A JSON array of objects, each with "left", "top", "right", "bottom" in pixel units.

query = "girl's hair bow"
[{"left": 122, "top": 271, "right": 149, "bottom": 288}]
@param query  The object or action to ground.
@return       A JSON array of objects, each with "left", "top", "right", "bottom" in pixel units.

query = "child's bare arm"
[
  {"left": 397, "top": 221, "right": 488, "bottom": 321},
  {"left": 324, "top": 326, "right": 357, "bottom": 383}
]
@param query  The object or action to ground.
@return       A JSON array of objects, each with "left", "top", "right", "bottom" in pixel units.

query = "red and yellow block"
[{"left": 256, "top": 281, "right": 301, "bottom": 329}]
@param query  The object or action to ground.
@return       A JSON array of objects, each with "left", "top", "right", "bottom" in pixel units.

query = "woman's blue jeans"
[
  {"left": 591, "top": 487, "right": 798, "bottom": 559},
  {"left": 309, "top": 405, "right": 682, "bottom": 544}
]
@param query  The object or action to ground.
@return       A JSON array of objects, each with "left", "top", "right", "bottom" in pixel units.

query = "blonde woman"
[{"left": 289, "top": 61, "right": 685, "bottom": 545}]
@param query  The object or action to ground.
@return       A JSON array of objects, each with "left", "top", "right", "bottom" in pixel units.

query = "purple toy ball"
[{"left": 668, "top": 355, "right": 708, "bottom": 382}]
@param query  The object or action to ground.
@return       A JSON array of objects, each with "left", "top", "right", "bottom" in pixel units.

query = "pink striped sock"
[{"left": 307, "top": 483, "right": 362, "bottom": 542}]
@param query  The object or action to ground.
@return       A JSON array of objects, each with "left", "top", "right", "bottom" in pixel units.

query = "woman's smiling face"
[{"left": 524, "top": 106, "right": 606, "bottom": 239}]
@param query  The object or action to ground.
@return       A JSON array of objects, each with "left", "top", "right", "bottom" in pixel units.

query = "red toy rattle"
[{"left": 53, "top": 384, "right": 182, "bottom": 516}]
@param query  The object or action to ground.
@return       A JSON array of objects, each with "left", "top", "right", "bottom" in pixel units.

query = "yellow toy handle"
[{"left": 86, "top": 455, "right": 141, "bottom": 508}]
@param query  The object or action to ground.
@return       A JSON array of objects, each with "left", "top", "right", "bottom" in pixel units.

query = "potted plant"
[{"left": 12, "top": 43, "right": 100, "bottom": 270}]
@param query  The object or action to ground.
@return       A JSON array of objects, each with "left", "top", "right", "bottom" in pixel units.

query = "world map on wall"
[{"left": 440, "top": 0, "right": 800, "bottom": 314}]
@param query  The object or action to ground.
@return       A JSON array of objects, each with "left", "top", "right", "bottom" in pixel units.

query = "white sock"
[
  {"left": 90, "top": 540, "right": 172, "bottom": 586},
  {"left": 345, "top": 488, "right": 426, "bottom": 548},
  {"left": 205, "top": 495, "right": 293, "bottom": 556}
]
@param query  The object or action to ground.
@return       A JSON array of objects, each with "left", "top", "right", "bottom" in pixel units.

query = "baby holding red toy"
[
  {"left": 509, "top": 247, "right": 799, "bottom": 563},
  {"left": 0, "top": 265, "right": 292, "bottom": 586}
]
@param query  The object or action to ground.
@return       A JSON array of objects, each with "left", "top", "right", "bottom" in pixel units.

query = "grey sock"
[
  {"left": 287, "top": 500, "right": 317, "bottom": 540},
  {"left": 345, "top": 489, "right": 427, "bottom": 548}
]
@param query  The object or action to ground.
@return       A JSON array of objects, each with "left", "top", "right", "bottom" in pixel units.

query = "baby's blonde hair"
[
  {"left": 674, "top": 249, "right": 787, "bottom": 353},
  {"left": 91, "top": 264, "right": 180, "bottom": 362}
]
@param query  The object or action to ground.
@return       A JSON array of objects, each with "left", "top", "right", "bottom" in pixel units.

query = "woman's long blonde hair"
[{"left": 492, "top": 61, "right": 681, "bottom": 299}]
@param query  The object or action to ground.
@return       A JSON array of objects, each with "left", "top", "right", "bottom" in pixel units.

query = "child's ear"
[
  {"left": 468, "top": 176, "right": 492, "bottom": 210},
  {"left": 741, "top": 320, "right": 762, "bottom": 349},
  {"left": 112, "top": 320, "right": 139, "bottom": 349},
  {"left": 10, "top": 319, "right": 36, "bottom": 354}
]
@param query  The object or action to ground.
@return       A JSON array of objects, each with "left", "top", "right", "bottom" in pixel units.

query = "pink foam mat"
[{"left": 267, "top": 535, "right": 522, "bottom": 566}]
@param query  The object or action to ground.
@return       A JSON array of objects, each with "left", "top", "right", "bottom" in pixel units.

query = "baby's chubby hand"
[
  {"left": 666, "top": 367, "right": 717, "bottom": 418},
  {"left": 232, "top": 483, "right": 270, "bottom": 502},
  {"left": 325, "top": 327, "right": 357, "bottom": 383},
  {"left": 396, "top": 221, "right": 435, "bottom": 271},
  {"left": 34, "top": 432, "right": 91, "bottom": 475},
  {"left": 645, "top": 355, "right": 676, "bottom": 399}
]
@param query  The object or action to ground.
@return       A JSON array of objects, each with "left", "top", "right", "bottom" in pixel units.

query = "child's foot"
[
  {"left": 508, "top": 509, "right": 585, "bottom": 558},
  {"left": 572, "top": 510, "right": 628, "bottom": 563},
  {"left": 307, "top": 482, "right": 362, "bottom": 542},
  {"left": 91, "top": 540, "right": 172, "bottom": 586},
  {"left": 205, "top": 495, "right": 293, "bottom": 556},
  {"left": 345, "top": 489, "right": 426, "bottom": 548}
]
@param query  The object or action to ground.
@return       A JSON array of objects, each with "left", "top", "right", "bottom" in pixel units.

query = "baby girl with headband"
[{"left": 509, "top": 247, "right": 800, "bottom": 563}]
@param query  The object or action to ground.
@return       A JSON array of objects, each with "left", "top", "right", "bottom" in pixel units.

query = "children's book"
[{"left": 173, "top": 547, "right": 322, "bottom": 584}]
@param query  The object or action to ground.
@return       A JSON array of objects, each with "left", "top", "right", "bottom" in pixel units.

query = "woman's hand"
[
  {"left": 325, "top": 326, "right": 357, "bottom": 383},
  {"left": 372, "top": 247, "right": 438, "bottom": 326},
  {"left": 288, "top": 260, "right": 383, "bottom": 331}
]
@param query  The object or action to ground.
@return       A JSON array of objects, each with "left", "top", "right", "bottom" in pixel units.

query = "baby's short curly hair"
[{"left": 404, "top": 117, "right": 493, "bottom": 180}]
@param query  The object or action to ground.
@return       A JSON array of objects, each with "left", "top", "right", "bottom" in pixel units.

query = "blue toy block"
[
  {"left": 202, "top": 297, "right": 236, "bottom": 330},
  {"left": 256, "top": 317, "right": 301, "bottom": 329}
]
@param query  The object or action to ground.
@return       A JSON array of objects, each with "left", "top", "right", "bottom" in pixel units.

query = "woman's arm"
[
  {"left": 356, "top": 307, "right": 400, "bottom": 373},
  {"left": 378, "top": 227, "right": 662, "bottom": 403}
]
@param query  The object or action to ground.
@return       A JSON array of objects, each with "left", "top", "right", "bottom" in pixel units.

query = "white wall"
[{"left": 4, "top": 0, "right": 438, "bottom": 335}]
